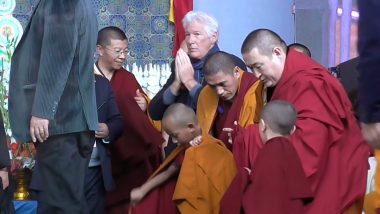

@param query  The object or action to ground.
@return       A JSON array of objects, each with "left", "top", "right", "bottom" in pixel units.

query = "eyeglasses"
[{"left": 104, "top": 47, "right": 129, "bottom": 56}]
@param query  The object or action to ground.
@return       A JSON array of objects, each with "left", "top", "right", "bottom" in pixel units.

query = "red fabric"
[
  {"left": 106, "top": 68, "right": 164, "bottom": 210},
  {"left": 172, "top": 0, "right": 193, "bottom": 56},
  {"left": 213, "top": 100, "right": 232, "bottom": 138},
  {"left": 271, "top": 50, "right": 369, "bottom": 213},
  {"left": 243, "top": 137, "right": 313, "bottom": 214},
  {"left": 219, "top": 168, "right": 250, "bottom": 214},
  {"left": 220, "top": 125, "right": 263, "bottom": 214},
  {"left": 232, "top": 124, "right": 263, "bottom": 170},
  {"left": 130, "top": 150, "right": 185, "bottom": 214},
  {"left": 130, "top": 179, "right": 178, "bottom": 214},
  {"left": 223, "top": 50, "right": 369, "bottom": 214}
]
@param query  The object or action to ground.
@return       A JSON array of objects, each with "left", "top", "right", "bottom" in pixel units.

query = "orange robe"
[
  {"left": 364, "top": 150, "right": 380, "bottom": 214},
  {"left": 197, "top": 68, "right": 264, "bottom": 149},
  {"left": 173, "top": 134, "right": 237, "bottom": 214}
]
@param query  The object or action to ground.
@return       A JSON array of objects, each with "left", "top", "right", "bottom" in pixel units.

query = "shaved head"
[
  {"left": 241, "top": 29, "right": 287, "bottom": 58},
  {"left": 203, "top": 51, "right": 237, "bottom": 76},
  {"left": 97, "top": 26, "right": 127, "bottom": 46},
  {"left": 288, "top": 43, "right": 311, "bottom": 57},
  {"left": 162, "top": 103, "right": 198, "bottom": 128},
  {"left": 261, "top": 100, "right": 297, "bottom": 135}
]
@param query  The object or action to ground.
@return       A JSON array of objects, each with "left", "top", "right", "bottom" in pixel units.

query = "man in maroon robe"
[
  {"left": 95, "top": 26, "right": 164, "bottom": 213},
  {"left": 197, "top": 51, "right": 264, "bottom": 150},
  {"left": 235, "top": 29, "right": 369, "bottom": 214}
]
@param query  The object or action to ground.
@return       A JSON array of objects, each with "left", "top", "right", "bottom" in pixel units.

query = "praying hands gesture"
[
  {"left": 169, "top": 53, "right": 183, "bottom": 95},
  {"left": 176, "top": 49, "right": 198, "bottom": 92}
]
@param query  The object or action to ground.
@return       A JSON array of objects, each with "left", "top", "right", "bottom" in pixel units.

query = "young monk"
[
  {"left": 242, "top": 100, "right": 313, "bottom": 214},
  {"left": 130, "top": 103, "right": 237, "bottom": 214}
]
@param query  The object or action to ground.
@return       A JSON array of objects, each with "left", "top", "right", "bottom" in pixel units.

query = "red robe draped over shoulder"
[
  {"left": 230, "top": 50, "right": 369, "bottom": 214},
  {"left": 105, "top": 68, "right": 164, "bottom": 213},
  {"left": 197, "top": 69, "right": 264, "bottom": 149}
]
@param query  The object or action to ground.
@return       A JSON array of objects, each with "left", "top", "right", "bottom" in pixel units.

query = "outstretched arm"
[{"left": 130, "top": 164, "right": 179, "bottom": 204}]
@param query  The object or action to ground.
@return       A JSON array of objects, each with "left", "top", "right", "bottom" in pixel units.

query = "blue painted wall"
[
  {"left": 194, "top": 0, "right": 295, "bottom": 58},
  {"left": 12, "top": 0, "right": 174, "bottom": 68},
  {"left": 12, "top": 0, "right": 295, "bottom": 66}
]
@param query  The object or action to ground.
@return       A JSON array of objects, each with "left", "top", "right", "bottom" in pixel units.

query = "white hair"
[{"left": 182, "top": 11, "right": 219, "bottom": 38}]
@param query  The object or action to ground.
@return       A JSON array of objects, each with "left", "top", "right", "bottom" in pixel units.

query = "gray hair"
[{"left": 182, "top": 11, "right": 219, "bottom": 38}]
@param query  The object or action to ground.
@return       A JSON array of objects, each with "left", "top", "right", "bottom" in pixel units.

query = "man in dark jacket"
[
  {"left": 84, "top": 75, "right": 123, "bottom": 214},
  {"left": 9, "top": 1, "right": 98, "bottom": 213}
]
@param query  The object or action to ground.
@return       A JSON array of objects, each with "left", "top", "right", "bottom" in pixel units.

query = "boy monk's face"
[{"left": 163, "top": 118, "right": 195, "bottom": 147}]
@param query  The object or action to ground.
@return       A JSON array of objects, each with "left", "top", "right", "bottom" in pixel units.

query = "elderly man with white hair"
[{"left": 148, "top": 11, "right": 247, "bottom": 156}]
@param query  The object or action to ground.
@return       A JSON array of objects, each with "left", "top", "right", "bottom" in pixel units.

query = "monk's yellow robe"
[
  {"left": 196, "top": 68, "right": 264, "bottom": 148},
  {"left": 173, "top": 134, "right": 237, "bottom": 214}
]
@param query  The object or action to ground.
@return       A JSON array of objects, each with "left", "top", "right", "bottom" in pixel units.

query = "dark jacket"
[
  {"left": 358, "top": 0, "right": 380, "bottom": 123},
  {"left": 94, "top": 75, "right": 123, "bottom": 191},
  {"left": 9, "top": 0, "right": 99, "bottom": 142}
]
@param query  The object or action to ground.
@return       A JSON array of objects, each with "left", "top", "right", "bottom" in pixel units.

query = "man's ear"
[
  {"left": 187, "top": 123, "right": 196, "bottom": 133},
  {"left": 96, "top": 45, "right": 103, "bottom": 56},
  {"left": 233, "top": 66, "right": 240, "bottom": 79},
  {"left": 290, "top": 125, "right": 296, "bottom": 135},
  {"left": 273, "top": 46, "right": 283, "bottom": 57},
  {"left": 210, "top": 31, "right": 218, "bottom": 44}
]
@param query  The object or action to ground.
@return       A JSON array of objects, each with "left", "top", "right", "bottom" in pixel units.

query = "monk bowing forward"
[{"left": 130, "top": 103, "right": 237, "bottom": 214}]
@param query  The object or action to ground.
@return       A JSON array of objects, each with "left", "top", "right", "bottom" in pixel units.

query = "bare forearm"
[{"left": 140, "top": 165, "right": 178, "bottom": 195}]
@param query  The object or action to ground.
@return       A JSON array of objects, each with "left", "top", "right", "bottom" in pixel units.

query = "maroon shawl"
[{"left": 106, "top": 68, "right": 164, "bottom": 210}]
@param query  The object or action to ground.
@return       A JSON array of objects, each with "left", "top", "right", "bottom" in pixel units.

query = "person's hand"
[
  {"left": 169, "top": 55, "right": 184, "bottom": 95},
  {"left": 0, "top": 169, "right": 9, "bottom": 190},
  {"left": 174, "top": 54, "right": 182, "bottom": 85},
  {"left": 30, "top": 116, "right": 49, "bottom": 143},
  {"left": 130, "top": 187, "right": 146, "bottom": 205},
  {"left": 189, "top": 135, "right": 202, "bottom": 147},
  {"left": 95, "top": 123, "right": 109, "bottom": 139},
  {"left": 176, "top": 49, "right": 197, "bottom": 91},
  {"left": 222, "top": 121, "right": 239, "bottom": 144},
  {"left": 361, "top": 122, "right": 380, "bottom": 149},
  {"left": 222, "top": 127, "right": 234, "bottom": 144},
  {"left": 134, "top": 89, "right": 147, "bottom": 112}
]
